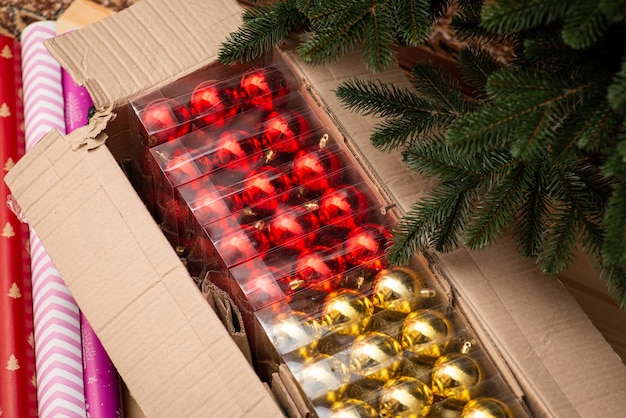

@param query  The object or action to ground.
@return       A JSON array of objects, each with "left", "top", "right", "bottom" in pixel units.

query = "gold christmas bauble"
[
  {"left": 322, "top": 289, "right": 374, "bottom": 336},
  {"left": 461, "top": 397, "right": 513, "bottom": 418},
  {"left": 295, "top": 354, "right": 351, "bottom": 404},
  {"left": 373, "top": 267, "right": 425, "bottom": 314},
  {"left": 268, "top": 310, "right": 322, "bottom": 360},
  {"left": 431, "top": 353, "right": 483, "bottom": 404},
  {"left": 349, "top": 331, "right": 403, "bottom": 382},
  {"left": 379, "top": 376, "right": 434, "bottom": 418},
  {"left": 402, "top": 309, "right": 454, "bottom": 362},
  {"left": 328, "top": 398, "right": 378, "bottom": 418}
]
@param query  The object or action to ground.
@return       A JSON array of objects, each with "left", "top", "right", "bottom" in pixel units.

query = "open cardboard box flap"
[{"left": 6, "top": 0, "right": 626, "bottom": 416}]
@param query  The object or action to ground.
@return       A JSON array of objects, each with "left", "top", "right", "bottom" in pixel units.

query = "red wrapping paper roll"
[{"left": 0, "top": 34, "right": 38, "bottom": 418}]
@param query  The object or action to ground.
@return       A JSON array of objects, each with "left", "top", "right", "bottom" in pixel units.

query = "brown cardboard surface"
[
  {"left": 6, "top": 129, "right": 282, "bottom": 417},
  {"left": 5, "top": 0, "right": 626, "bottom": 416}
]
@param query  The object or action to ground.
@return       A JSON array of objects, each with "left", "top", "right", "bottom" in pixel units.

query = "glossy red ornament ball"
[
  {"left": 261, "top": 110, "right": 311, "bottom": 155},
  {"left": 240, "top": 66, "right": 290, "bottom": 112},
  {"left": 191, "top": 185, "right": 244, "bottom": 227},
  {"left": 267, "top": 206, "right": 321, "bottom": 252},
  {"left": 317, "top": 184, "right": 371, "bottom": 229},
  {"left": 284, "top": 245, "right": 347, "bottom": 294},
  {"left": 189, "top": 80, "right": 240, "bottom": 128},
  {"left": 140, "top": 98, "right": 191, "bottom": 146},
  {"left": 344, "top": 223, "right": 392, "bottom": 267},
  {"left": 153, "top": 147, "right": 202, "bottom": 187},
  {"left": 215, "top": 224, "right": 271, "bottom": 266},
  {"left": 212, "top": 129, "right": 264, "bottom": 174},
  {"left": 291, "top": 147, "right": 343, "bottom": 192},
  {"left": 241, "top": 166, "right": 293, "bottom": 213}
]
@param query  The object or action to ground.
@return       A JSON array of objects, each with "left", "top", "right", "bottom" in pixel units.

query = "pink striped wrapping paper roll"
[
  {"left": 62, "top": 65, "right": 124, "bottom": 417},
  {"left": 21, "top": 21, "right": 87, "bottom": 418}
]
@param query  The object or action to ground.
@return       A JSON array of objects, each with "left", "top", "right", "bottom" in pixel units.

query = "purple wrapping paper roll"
[
  {"left": 62, "top": 66, "right": 124, "bottom": 418},
  {"left": 21, "top": 21, "right": 87, "bottom": 418},
  {"left": 62, "top": 67, "right": 93, "bottom": 132},
  {"left": 80, "top": 313, "right": 123, "bottom": 418}
]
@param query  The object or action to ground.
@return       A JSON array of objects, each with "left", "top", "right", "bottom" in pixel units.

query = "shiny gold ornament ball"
[
  {"left": 322, "top": 289, "right": 374, "bottom": 336},
  {"left": 328, "top": 398, "right": 378, "bottom": 418},
  {"left": 269, "top": 310, "right": 322, "bottom": 360},
  {"left": 431, "top": 353, "right": 483, "bottom": 404},
  {"left": 296, "top": 354, "right": 351, "bottom": 404},
  {"left": 402, "top": 309, "right": 454, "bottom": 362},
  {"left": 349, "top": 331, "right": 403, "bottom": 382},
  {"left": 373, "top": 267, "right": 425, "bottom": 314},
  {"left": 461, "top": 397, "right": 513, "bottom": 418},
  {"left": 378, "top": 376, "right": 434, "bottom": 418}
]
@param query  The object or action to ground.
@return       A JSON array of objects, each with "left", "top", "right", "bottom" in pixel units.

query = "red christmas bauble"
[
  {"left": 216, "top": 224, "right": 271, "bottom": 266},
  {"left": 240, "top": 66, "right": 290, "bottom": 112},
  {"left": 189, "top": 80, "right": 240, "bottom": 128},
  {"left": 241, "top": 166, "right": 293, "bottom": 213},
  {"left": 317, "top": 184, "right": 371, "bottom": 229},
  {"left": 155, "top": 147, "right": 202, "bottom": 187},
  {"left": 191, "top": 185, "right": 244, "bottom": 227},
  {"left": 267, "top": 206, "right": 321, "bottom": 252},
  {"left": 140, "top": 98, "right": 191, "bottom": 146},
  {"left": 260, "top": 110, "right": 311, "bottom": 155},
  {"left": 345, "top": 223, "right": 392, "bottom": 267},
  {"left": 284, "top": 245, "right": 347, "bottom": 294},
  {"left": 212, "top": 129, "right": 264, "bottom": 174},
  {"left": 291, "top": 147, "right": 343, "bottom": 192}
]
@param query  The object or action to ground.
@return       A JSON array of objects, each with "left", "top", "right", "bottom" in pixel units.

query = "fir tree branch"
[
  {"left": 363, "top": 2, "right": 396, "bottom": 72},
  {"left": 464, "top": 162, "right": 527, "bottom": 250},
  {"left": 386, "top": 182, "right": 474, "bottom": 264},
  {"left": 480, "top": 0, "right": 570, "bottom": 34},
  {"left": 456, "top": 47, "right": 503, "bottom": 98},
  {"left": 335, "top": 77, "right": 434, "bottom": 118},
  {"left": 218, "top": 0, "right": 308, "bottom": 65},
  {"left": 536, "top": 207, "right": 579, "bottom": 274},
  {"left": 392, "top": 0, "right": 432, "bottom": 45},
  {"left": 410, "top": 62, "right": 465, "bottom": 115},
  {"left": 562, "top": 0, "right": 611, "bottom": 49},
  {"left": 514, "top": 162, "right": 550, "bottom": 257},
  {"left": 296, "top": 1, "right": 371, "bottom": 65},
  {"left": 602, "top": 176, "right": 626, "bottom": 266}
]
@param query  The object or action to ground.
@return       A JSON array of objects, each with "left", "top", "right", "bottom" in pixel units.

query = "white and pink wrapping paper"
[{"left": 21, "top": 21, "right": 87, "bottom": 418}]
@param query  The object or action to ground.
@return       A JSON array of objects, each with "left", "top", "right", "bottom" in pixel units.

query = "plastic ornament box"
[{"left": 127, "top": 51, "right": 531, "bottom": 418}]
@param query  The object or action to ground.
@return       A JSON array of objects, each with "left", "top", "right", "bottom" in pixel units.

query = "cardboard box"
[{"left": 5, "top": 0, "right": 626, "bottom": 416}]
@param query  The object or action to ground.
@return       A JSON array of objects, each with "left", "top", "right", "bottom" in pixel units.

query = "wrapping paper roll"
[
  {"left": 0, "top": 34, "right": 38, "bottom": 418},
  {"left": 21, "top": 21, "right": 87, "bottom": 418},
  {"left": 62, "top": 62, "right": 124, "bottom": 417},
  {"left": 81, "top": 313, "right": 124, "bottom": 418}
]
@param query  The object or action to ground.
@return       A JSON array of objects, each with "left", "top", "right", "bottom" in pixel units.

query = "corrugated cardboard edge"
[
  {"left": 5, "top": 129, "right": 283, "bottom": 417},
  {"left": 280, "top": 47, "right": 626, "bottom": 417},
  {"left": 44, "top": 0, "right": 244, "bottom": 112}
]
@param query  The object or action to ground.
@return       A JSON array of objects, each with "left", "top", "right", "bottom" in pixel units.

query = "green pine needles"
[{"left": 219, "top": 0, "right": 626, "bottom": 310}]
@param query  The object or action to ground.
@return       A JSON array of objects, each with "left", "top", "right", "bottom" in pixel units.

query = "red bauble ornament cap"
[
  {"left": 317, "top": 184, "right": 371, "bottom": 229},
  {"left": 140, "top": 98, "right": 191, "bottom": 146},
  {"left": 189, "top": 80, "right": 240, "bottom": 128},
  {"left": 240, "top": 66, "right": 290, "bottom": 112}
]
